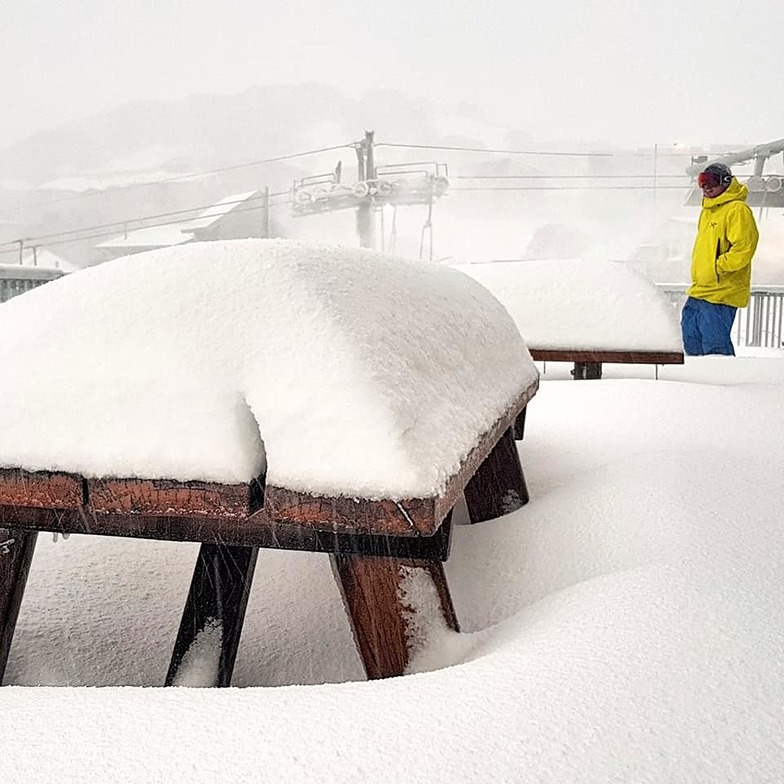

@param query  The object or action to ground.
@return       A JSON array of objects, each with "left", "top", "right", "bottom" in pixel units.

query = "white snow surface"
[
  {"left": 455, "top": 259, "right": 683, "bottom": 352},
  {"left": 0, "top": 239, "right": 535, "bottom": 498},
  {"left": 169, "top": 619, "right": 223, "bottom": 688},
  {"left": 3, "top": 356, "right": 784, "bottom": 783}
]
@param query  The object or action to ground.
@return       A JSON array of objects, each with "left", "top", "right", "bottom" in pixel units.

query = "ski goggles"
[{"left": 697, "top": 171, "right": 729, "bottom": 189}]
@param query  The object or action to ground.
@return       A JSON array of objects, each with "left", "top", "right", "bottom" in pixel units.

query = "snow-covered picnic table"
[
  {"left": 456, "top": 259, "right": 684, "bottom": 379},
  {"left": 0, "top": 239, "right": 539, "bottom": 684}
]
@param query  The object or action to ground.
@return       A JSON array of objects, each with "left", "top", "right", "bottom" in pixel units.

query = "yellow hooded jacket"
[{"left": 688, "top": 178, "right": 759, "bottom": 308}]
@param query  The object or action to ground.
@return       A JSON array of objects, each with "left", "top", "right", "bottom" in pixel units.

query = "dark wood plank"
[
  {"left": 263, "top": 489, "right": 435, "bottom": 537},
  {"left": 464, "top": 427, "right": 528, "bottom": 523},
  {"left": 0, "top": 505, "right": 455, "bottom": 560},
  {"left": 0, "top": 528, "right": 38, "bottom": 684},
  {"left": 0, "top": 469, "right": 82, "bottom": 509},
  {"left": 331, "top": 553, "right": 459, "bottom": 679},
  {"left": 530, "top": 349, "right": 683, "bottom": 365},
  {"left": 166, "top": 544, "right": 258, "bottom": 687},
  {"left": 88, "top": 476, "right": 264, "bottom": 518}
]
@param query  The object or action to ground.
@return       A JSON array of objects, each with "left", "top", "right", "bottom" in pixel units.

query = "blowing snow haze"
[
  {"left": 2, "top": 0, "right": 784, "bottom": 150},
  {"left": 2, "top": 0, "right": 784, "bottom": 277}
]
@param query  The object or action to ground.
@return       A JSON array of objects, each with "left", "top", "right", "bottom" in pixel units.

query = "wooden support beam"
[
  {"left": 0, "top": 505, "right": 454, "bottom": 560},
  {"left": 0, "top": 528, "right": 38, "bottom": 684},
  {"left": 463, "top": 427, "right": 528, "bottom": 523},
  {"left": 332, "top": 553, "right": 459, "bottom": 680},
  {"left": 166, "top": 543, "right": 258, "bottom": 687}
]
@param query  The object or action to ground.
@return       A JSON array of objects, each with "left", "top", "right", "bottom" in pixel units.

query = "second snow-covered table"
[
  {"left": 0, "top": 239, "right": 539, "bottom": 684},
  {"left": 456, "top": 260, "right": 684, "bottom": 381}
]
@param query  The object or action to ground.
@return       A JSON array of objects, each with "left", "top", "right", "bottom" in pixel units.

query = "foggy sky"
[{"left": 3, "top": 0, "right": 784, "bottom": 150}]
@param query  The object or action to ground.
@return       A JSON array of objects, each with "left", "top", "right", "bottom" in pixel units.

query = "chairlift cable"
[
  {"left": 378, "top": 141, "right": 697, "bottom": 158},
  {"left": 450, "top": 185, "right": 690, "bottom": 192}
]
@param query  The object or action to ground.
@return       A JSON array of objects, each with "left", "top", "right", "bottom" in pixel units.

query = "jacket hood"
[{"left": 702, "top": 177, "right": 749, "bottom": 207}]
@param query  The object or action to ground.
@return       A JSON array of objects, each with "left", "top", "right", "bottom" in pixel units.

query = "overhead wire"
[
  {"left": 376, "top": 142, "right": 615, "bottom": 157},
  {"left": 453, "top": 174, "right": 690, "bottom": 180},
  {"left": 376, "top": 142, "right": 696, "bottom": 158},
  {"left": 451, "top": 185, "right": 690, "bottom": 192}
]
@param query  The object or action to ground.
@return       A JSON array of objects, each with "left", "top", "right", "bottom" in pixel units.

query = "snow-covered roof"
[
  {"left": 0, "top": 263, "right": 64, "bottom": 281},
  {"left": 0, "top": 239, "right": 536, "bottom": 498},
  {"left": 95, "top": 192, "right": 259, "bottom": 250},
  {"left": 95, "top": 225, "right": 193, "bottom": 250},
  {"left": 20, "top": 248, "right": 80, "bottom": 272},
  {"left": 186, "top": 190, "right": 258, "bottom": 230},
  {"left": 455, "top": 259, "right": 683, "bottom": 353}
]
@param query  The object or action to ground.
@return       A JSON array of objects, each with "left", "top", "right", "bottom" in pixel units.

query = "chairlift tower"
[{"left": 291, "top": 130, "right": 449, "bottom": 252}]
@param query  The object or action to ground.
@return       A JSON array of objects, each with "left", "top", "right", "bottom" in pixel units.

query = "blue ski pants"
[{"left": 680, "top": 296, "right": 738, "bottom": 356}]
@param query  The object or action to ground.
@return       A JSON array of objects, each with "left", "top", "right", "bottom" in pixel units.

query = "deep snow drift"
[
  {"left": 4, "top": 357, "right": 784, "bottom": 784},
  {"left": 2, "top": 239, "right": 782, "bottom": 783}
]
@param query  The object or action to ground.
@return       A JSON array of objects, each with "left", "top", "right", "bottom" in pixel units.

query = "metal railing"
[
  {"left": 0, "top": 266, "right": 64, "bottom": 303},
  {"left": 658, "top": 284, "right": 784, "bottom": 348}
]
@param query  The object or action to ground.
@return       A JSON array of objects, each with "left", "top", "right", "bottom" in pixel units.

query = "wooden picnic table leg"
[
  {"left": 463, "top": 426, "right": 529, "bottom": 523},
  {"left": 573, "top": 361, "right": 603, "bottom": 380},
  {"left": 332, "top": 548, "right": 459, "bottom": 680},
  {"left": 513, "top": 405, "right": 527, "bottom": 440},
  {"left": 166, "top": 543, "right": 258, "bottom": 688},
  {"left": 0, "top": 528, "right": 38, "bottom": 684}
]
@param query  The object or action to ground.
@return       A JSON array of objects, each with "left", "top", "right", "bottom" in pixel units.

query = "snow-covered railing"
[
  {"left": 0, "top": 265, "right": 64, "bottom": 303},
  {"left": 658, "top": 284, "right": 784, "bottom": 349}
]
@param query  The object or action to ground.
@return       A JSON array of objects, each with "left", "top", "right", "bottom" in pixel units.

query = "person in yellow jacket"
[{"left": 681, "top": 162, "right": 759, "bottom": 355}]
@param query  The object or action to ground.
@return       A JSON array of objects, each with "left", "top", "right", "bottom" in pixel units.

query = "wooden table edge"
[
  {"left": 0, "top": 376, "right": 539, "bottom": 540},
  {"left": 529, "top": 349, "right": 684, "bottom": 365}
]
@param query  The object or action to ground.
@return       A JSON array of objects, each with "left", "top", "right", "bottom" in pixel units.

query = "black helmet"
[{"left": 698, "top": 163, "right": 733, "bottom": 188}]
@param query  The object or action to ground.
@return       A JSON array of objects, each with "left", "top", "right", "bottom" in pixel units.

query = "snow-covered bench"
[
  {"left": 0, "top": 240, "right": 539, "bottom": 684},
  {"left": 456, "top": 260, "right": 684, "bottom": 382}
]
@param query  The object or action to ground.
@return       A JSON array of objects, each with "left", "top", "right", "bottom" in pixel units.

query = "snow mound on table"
[
  {"left": 0, "top": 239, "right": 536, "bottom": 498},
  {"left": 455, "top": 259, "right": 683, "bottom": 352}
]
